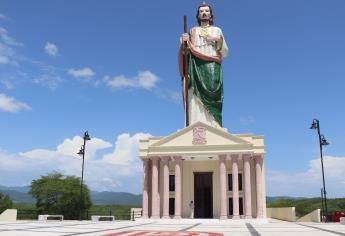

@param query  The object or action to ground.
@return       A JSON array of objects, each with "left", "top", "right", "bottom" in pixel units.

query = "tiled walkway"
[{"left": 0, "top": 219, "right": 344, "bottom": 236}]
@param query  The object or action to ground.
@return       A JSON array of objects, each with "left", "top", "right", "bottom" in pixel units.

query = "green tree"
[
  {"left": 0, "top": 192, "right": 14, "bottom": 213},
  {"left": 29, "top": 172, "right": 92, "bottom": 220}
]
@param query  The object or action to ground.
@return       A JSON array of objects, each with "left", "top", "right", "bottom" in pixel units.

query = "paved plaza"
[{"left": 0, "top": 219, "right": 344, "bottom": 236}]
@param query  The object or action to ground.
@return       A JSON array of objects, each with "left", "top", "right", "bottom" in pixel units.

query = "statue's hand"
[
  {"left": 182, "top": 33, "right": 190, "bottom": 43},
  {"left": 205, "top": 35, "right": 221, "bottom": 43}
]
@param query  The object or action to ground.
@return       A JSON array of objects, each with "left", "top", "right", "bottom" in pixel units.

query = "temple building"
[{"left": 139, "top": 122, "right": 266, "bottom": 219}]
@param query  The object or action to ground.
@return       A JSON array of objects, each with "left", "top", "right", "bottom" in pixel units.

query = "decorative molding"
[
  {"left": 151, "top": 121, "right": 252, "bottom": 147},
  {"left": 192, "top": 126, "right": 207, "bottom": 145}
]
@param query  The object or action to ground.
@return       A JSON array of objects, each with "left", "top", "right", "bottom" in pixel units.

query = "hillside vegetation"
[{"left": 267, "top": 197, "right": 345, "bottom": 217}]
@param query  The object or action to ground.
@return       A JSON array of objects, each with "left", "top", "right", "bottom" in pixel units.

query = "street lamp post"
[
  {"left": 310, "top": 119, "right": 329, "bottom": 222},
  {"left": 320, "top": 188, "right": 325, "bottom": 219},
  {"left": 77, "top": 131, "right": 91, "bottom": 220}
]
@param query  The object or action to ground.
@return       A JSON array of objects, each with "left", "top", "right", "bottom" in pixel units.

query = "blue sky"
[{"left": 0, "top": 0, "right": 345, "bottom": 197}]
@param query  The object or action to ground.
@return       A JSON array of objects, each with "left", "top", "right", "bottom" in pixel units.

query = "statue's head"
[{"left": 196, "top": 2, "right": 214, "bottom": 26}]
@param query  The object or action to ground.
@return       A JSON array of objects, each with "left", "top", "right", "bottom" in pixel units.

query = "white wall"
[
  {"left": 297, "top": 209, "right": 320, "bottom": 222},
  {"left": 0, "top": 209, "right": 17, "bottom": 221},
  {"left": 267, "top": 207, "right": 296, "bottom": 222}
]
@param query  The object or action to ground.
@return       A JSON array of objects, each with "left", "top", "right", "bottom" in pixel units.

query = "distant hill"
[
  {"left": 0, "top": 186, "right": 141, "bottom": 206},
  {"left": 266, "top": 196, "right": 306, "bottom": 203},
  {"left": 91, "top": 191, "right": 142, "bottom": 205},
  {"left": 0, "top": 189, "right": 35, "bottom": 203},
  {"left": 0, "top": 185, "right": 30, "bottom": 193}
]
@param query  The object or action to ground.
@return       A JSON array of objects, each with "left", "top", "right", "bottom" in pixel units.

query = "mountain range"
[{"left": 0, "top": 185, "right": 142, "bottom": 205}]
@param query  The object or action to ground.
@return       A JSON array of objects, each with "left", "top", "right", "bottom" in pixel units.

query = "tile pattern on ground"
[
  {"left": 0, "top": 220, "right": 344, "bottom": 236},
  {"left": 104, "top": 231, "right": 222, "bottom": 236}
]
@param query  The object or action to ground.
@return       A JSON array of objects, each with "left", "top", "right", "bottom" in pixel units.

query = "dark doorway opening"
[
  {"left": 229, "top": 197, "right": 233, "bottom": 215},
  {"left": 239, "top": 197, "right": 244, "bottom": 215},
  {"left": 194, "top": 172, "right": 213, "bottom": 218},
  {"left": 169, "top": 198, "right": 175, "bottom": 216},
  {"left": 229, "top": 197, "right": 244, "bottom": 216}
]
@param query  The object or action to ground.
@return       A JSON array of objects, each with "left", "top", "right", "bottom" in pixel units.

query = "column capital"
[
  {"left": 253, "top": 155, "right": 263, "bottom": 162},
  {"left": 143, "top": 158, "right": 150, "bottom": 163},
  {"left": 151, "top": 156, "right": 161, "bottom": 161},
  {"left": 161, "top": 156, "right": 170, "bottom": 163},
  {"left": 230, "top": 154, "right": 239, "bottom": 162},
  {"left": 242, "top": 154, "right": 252, "bottom": 161},
  {"left": 173, "top": 156, "right": 182, "bottom": 161},
  {"left": 218, "top": 154, "right": 227, "bottom": 161}
]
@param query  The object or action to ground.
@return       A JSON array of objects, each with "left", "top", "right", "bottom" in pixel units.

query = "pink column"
[
  {"left": 162, "top": 156, "right": 170, "bottom": 219},
  {"left": 243, "top": 154, "right": 252, "bottom": 219},
  {"left": 231, "top": 154, "right": 240, "bottom": 219},
  {"left": 174, "top": 156, "right": 182, "bottom": 219},
  {"left": 142, "top": 159, "right": 149, "bottom": 218},
  {"left": 219, "top": 154, "right": 228, "bottom": 219},
  {"left": 148, "top": 160, "right": 152, "bottom": 217},
  {"left": 151, "top": 156, "right": 160, "bottom": 218},
  {"left": 254, "top": 155, "right": 264, "bottom": 218}
]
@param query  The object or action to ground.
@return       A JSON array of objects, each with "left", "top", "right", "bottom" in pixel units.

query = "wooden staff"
[{"left": 182, "top": 15, "right": 189, "bottom": 126}]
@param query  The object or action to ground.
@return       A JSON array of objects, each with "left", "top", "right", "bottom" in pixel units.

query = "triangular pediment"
[{"left": 151, "top": 122, "right": 252, "bottom": 148}]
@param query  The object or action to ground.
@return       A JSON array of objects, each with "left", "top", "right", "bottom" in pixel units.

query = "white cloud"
[
  {"left": 0, "top": 55, "right": 10, "bottom": 64},
  {"left": 0, "top": 27, "right": 24, "bottom": 66},
  {"left": 33, "top": 73, "right": 62, "bottom": 90},
  {"left": 0, "top": 42, "right": 19, "bottom": 66},
  {"left": 44, "top": 42, "right": 58, "bottom": 56},
  {"left": 1, "top": 80, "right": 14, "bottom": 90},
  {"left": 169, "top": 91, "right": 182, "bottom": 102},
  {"left": 155, "top": 89, "right": 181, "bottom": 103},
  {"left": 57, "top": 136, "right": 112, "bottom": 159},
  {"left": 267, "top": 156, "right": 345, "bottom": 197},
  {"left": 30, "top": 63, "right": 63, "bottom": 90},
  {"left": 104, "top": 70, "right": 159, "bottom": 90},
  {"left": 0, "top": 27, "right": 23, "bottom": 47},
  {"left": 0, "top": 93, "right": 31, "bottom": 112},
  {"left": 103, "top": 133, "right": 150, "bottom": 165},
  {"left": 0, "top": 132, "right": 150, "bottom": 192},
  {"left": 0, "top": 27, "right": 63, "bottom": 89},
  {"left": 68, "top": 67, "right": 95, "bottom": 79},
  {"left": 0, "top": 14, "right": 7, "bottom": 20}
]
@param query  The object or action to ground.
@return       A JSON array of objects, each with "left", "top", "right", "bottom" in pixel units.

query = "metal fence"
[{"left": 17, "top": 209, "right": 39, "bottom": 220}]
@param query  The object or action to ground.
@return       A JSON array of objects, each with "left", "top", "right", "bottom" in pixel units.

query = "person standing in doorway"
[{"left": 189, "top": 200, "right": 195, "bottom": 218}]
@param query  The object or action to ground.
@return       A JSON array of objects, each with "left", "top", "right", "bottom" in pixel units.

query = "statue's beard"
[{"left": 200, "top": 17, "right": 210, "bottom": 23}]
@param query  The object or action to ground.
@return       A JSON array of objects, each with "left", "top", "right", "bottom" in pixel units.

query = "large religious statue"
[{"left": 179, "top": 2, "right": 228, "bottom": 128}]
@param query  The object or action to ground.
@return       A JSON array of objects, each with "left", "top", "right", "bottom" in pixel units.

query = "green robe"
[{"left": 188, "top": 53, "right": 223, "bottom": 126}]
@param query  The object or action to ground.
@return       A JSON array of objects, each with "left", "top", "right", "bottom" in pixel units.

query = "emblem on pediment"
[{"left": 192, "top": 126, "right": 207, "bottom": 145}]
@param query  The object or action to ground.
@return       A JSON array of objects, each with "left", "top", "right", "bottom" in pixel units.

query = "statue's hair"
[{"left": 196, "top": 3, "right": 214, "bottom": 26}]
